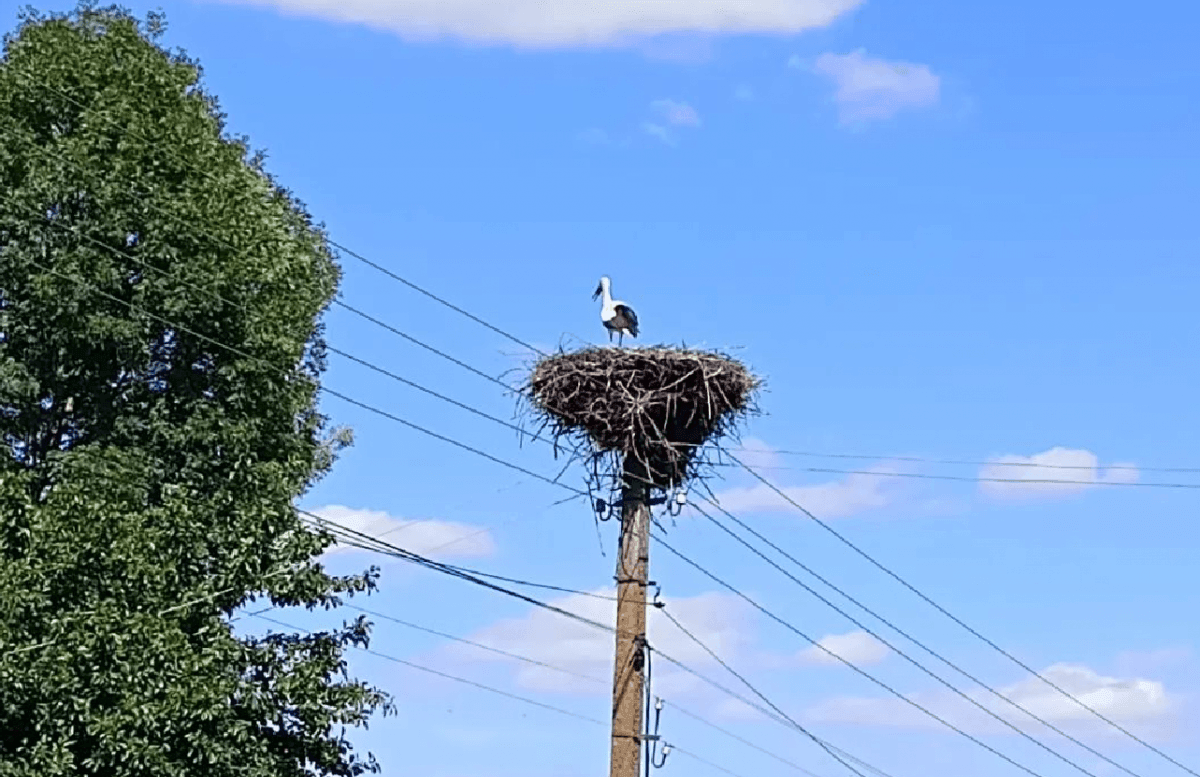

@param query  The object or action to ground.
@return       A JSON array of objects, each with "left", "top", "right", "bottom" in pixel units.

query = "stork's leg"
[
  {"left": 608, "top": 329, "right": 614, "bottom": 344},
  {"left": 618, "top": 331, "right": 624, "bottom": 347}
]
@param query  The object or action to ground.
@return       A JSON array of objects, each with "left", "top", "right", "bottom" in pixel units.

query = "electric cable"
[
  {"left": 652, "top": 530, "right": 1056, "bottom": 777},
  {"left": 689, "top": 502, "right": 1133, "bottom": 777},
  {"left": 726, "top": 452, "right": 1198, "bottom": 777}
]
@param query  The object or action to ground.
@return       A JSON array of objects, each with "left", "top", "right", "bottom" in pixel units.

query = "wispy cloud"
[
  {"left": 979, "top": 447, "right": 1140, "bottom": 499},
  {"left": 650, "top": 99, "right": 702, "bottom": 127},
  {"left": 217, "top": 0, "right": 865, "bottom": 48},
  {"left": 802, "top": 49, "right": 941, "bottom": 125},
  {"left": 806, "top": 663, "right": 1178, "bottom": 736},
  {"left": 310, "top": 505, "right": 495, "bottom": 560},
  {"left": 713, "top": 463, "right": 903, "bottom": 517},
  {"left": 798, "top": 631, "right": 889, "bottom": 667},
  {"left": 441, "top": 588, "right": 755, "bottom": 695},
  {"left": 643, "top": 99, "right": 701, "bottom": 145}
]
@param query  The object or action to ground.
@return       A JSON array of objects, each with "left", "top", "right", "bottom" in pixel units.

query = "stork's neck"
[{"left": 599, "top": 280, "right": 613, "bottom": 306}]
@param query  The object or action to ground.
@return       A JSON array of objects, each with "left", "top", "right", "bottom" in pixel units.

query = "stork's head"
[{"left": 592, "top": 276, "right": 610, "bottom": 300}]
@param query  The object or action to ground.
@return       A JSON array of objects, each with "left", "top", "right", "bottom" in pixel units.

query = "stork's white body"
[{"left": 593, "top": 276, "right": 639, "bottom": 346}]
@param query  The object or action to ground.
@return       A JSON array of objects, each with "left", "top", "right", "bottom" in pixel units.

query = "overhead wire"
[
  {"left": 725, "top": 452, "right": 1199, "bottom": 777},
  {"left": 15, "top": 70, "right": 546, "bottom": 358},
  {"left": 657, "top": 607, "right": 870, "bottom": 777},
  {"left": 17, "top": 230, "right": 583, "bottom": 501},
  {"left": 19, "top": 245, "right": 1111, "bottom": 777},
  {"left": 250, "top": 612, "right": 604, "bottom": 726},
  {"left": 336, "top": 604, "right": 607, "bottom": 687},
  {"left": 9, "top": 108, "right": 1200, "bottom": 494},
  {"left": 258, "top": 609, "right": 760, "bottom": 777},
  {"left": 292, "top": 508, "right": 896, "bottom": 777},
  {"left": 735, "top": 448, "right": 1200, "bottom": 475},
  {"left": 8, "top": 73, "right": 1176, "bottom": 774},
  {"left": 315, "top": 327, "right": 1178, "bottom": 775},
  {"left": 20, "top": 237, "right": 1148, "bottom": 777},
  {"left": 664, "top": 702, "right": 827, "bottom": 777},
  {"left": 688, "top": 501, "right": 1135, "bottom": 777},
  {"left": 652, "top": 530, "right": 1056, "bottom": 777},
  {"left": 713, "top": 464, "right": 1200, "bottom": 490},
  {"left": 350, "top": 605, "right": 836, "bottom": 777}
]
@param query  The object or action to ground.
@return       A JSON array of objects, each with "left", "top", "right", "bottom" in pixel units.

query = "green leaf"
[{"left": 0, "top": 5, "right": 389, "bottom": 776}]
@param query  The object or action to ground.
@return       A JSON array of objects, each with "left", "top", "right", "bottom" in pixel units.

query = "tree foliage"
[{"left": 0, "top": 4, "right": 390, "bottom": 775}]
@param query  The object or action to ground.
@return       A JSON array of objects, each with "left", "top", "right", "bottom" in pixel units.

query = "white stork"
[{"left": 593, "top": 276, "right": 639, "bottom": 346}]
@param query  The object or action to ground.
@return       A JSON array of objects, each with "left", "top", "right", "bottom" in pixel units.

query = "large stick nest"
[{"left": 523, "top": 346, "right": 761, "bottom": 491}]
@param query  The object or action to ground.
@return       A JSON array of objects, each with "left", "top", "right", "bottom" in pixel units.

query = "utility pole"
[{"left": 609, "top": 460, "right": 651, "bottom": 777}]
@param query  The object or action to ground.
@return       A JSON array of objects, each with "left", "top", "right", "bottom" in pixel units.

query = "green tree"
[{"left": 0, "top": 4, "right": 391, "bottom": 775}]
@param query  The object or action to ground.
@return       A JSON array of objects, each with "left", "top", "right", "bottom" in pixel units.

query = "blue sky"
[{"left": 6, "top": 0, "right": 1200, "bottom": 775}]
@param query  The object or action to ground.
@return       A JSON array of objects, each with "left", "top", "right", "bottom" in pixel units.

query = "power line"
[
  {"left": 726, "top": 452, "right": 1199, "bottom": 777},
  {"left": 304, "top": 315, "right": 1178, "bottom": 774},
  {"left": 714, "top": 464, "right": 1200, "bottom": 490},
  {"left": 23, "top": 236, "right": 1159, "bottom": 776},
  {"left": 249, "top": 612, "right": 774, "bottom": 777},
  {"left": 25, "top": 178, "right": 1190, "bottom": 500},
  {"left": 652, "top": 531, "right": 1056, "bottom": 777},
  {"left": 670, "top": 745, "right": 754, "bottom": 777},
  {"left": 11, "top": 565, "right": 296, "bottom": 655},
  {"left": 332, "top": 298, "right": 519, "bottom": 392},
  {"left": 658, "top": 607, "right": 870, "bottom": 777},
  {"left": 14, "top": 82, "right": 1190, "bottom": 762},
  {"left": 345, "top": 603, "right": 845, "bottom": 777},
  {"left": 689, "top": 502, "right": 1136, "bottom": 777},
  {"left": 3, "top": 150, "right": 1099, "bottom": 777},
  {"left": 324, "top": 240, "right": 548, "bottom": 358},
  {"left": 737, "top": 448, "right": 1200, "bottom": 475},
  {"left": 4, "top": 94, "right": 524, "bottom": 402},
  {"left": 36, "top": 215, "right": 1153, "bottom": 776},
  {"left": 20, "top": 69, "right": 545, "bottom": 359},
  {"left": 20, "top": 239, "right": 583, "bottom": 502},
  {"left": 665, "top": 702, "right": 827, "bottom": 777},
  {"left": 293, "top": 511, "right": 898, "bottom": 777},
  {"left": 339, "top": 604, "right": 607, "bottom": 687},
  {"left": 250, "top": 612, "right": 604, "bottom": 725},
  {"left": 313, "top": 327, "right": 1191, "bottom": 775}
]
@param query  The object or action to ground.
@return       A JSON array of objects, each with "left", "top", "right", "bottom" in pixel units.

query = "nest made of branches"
[{"left": 523, "top": 346, "right": 761, "bottom": 491}]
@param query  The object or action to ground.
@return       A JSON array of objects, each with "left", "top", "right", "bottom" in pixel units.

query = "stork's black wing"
[{"left": 614, "top": 304, "right": 639, "bottom": 337}]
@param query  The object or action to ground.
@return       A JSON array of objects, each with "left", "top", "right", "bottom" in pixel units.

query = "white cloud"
[
  {"left": 642, "top": 122, "right": 674, "bottom": 146},
  {"left": 734, "top": 85, "right": 755, "bottom": 102},
  {"left": 978, "top": 447, "right": 1140, "bottom": 499},
  {"left": 650, "top": 99, "right": 702, "bottom": 128},
  {"left": 311, "top": 505, "right": 495, "bottom": 560},
  {"left": 218, "top": 0, "right": 865, "bottom": 48},
  {"left": 642, "top": 99, "right": 701, "bottom": 145},
  {"left": 444, "top": 588, "right": 754, "bottom": 694},
  {"left": 798, "top": 630, "right": 889, "bottom": 666},
  {"left": 806, "top": 663, "right": 1176, "bottom": 735},
  {"left": 713, "top": 465, "right": 900, "bottom": 517},
  {"left": 808, "top": 49, "right": 941, "bottom": 124},
  {"left": 1001, "top": 664, "right": 1171, "bottom": 725}
]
